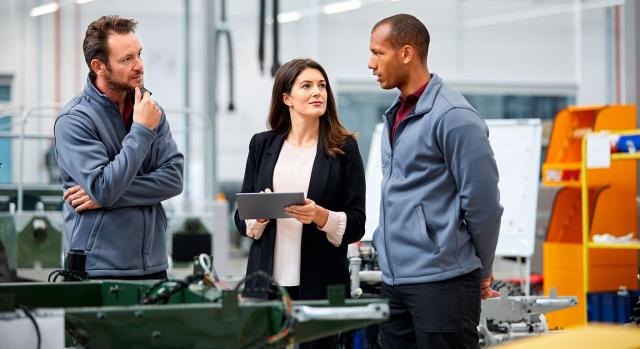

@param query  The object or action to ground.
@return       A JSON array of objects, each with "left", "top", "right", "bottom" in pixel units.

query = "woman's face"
[{"left": 283, "top": 68, "right": 328, "bottom": 119}]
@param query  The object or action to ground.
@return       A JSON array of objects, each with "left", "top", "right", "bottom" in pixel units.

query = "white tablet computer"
[{"left": 236, "top": 192, "right": 305, "bottom": 220}]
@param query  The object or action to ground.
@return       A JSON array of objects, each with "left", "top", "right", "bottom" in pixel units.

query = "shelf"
[
  {"left": 588, "top": 242, "right": 640, "bottom": 250},
  {"left": 611, "top": 153, "right": 640, "bottom": 161},
  {"left": 581, "top": 125, "right": 639, "bottom": 325},
  {"left": 542, "top": 105, "right": 637, "bottom": 328}
]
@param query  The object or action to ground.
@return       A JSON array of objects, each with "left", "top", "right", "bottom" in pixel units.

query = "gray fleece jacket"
[
  {"left": 373, "top": 73, "right": 503, "bottom": 285},
  {"left": 54, "top": 79, "right": 183, "bottom": 277}
]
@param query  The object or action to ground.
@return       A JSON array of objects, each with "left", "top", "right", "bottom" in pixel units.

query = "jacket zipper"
[
  {"left": 382, "top": 113, "right": 395, "bottom": 283},
  {"left": 142, "top": 207, "right": 147, "bottom": 272},
  {"left": 382, "top": 110, "right": 425, "bottom": 285},
  {"left": 107, "top": 99, "right": 147, "bottom": 271}
]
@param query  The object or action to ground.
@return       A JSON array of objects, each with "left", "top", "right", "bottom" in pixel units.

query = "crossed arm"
[{"left": 55, "top": 113, "right": 183, "bottom": 212}]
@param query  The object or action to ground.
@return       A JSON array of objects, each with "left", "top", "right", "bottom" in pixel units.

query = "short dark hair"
[
  {"left": 372, "top": 14, "right": 430, "bottom": 63},
  {"left": 83, "top": 15, "right": 137, "bottom": 80},
  {"left": 268, "top": 59, "right": 355, "bottom": 157}
]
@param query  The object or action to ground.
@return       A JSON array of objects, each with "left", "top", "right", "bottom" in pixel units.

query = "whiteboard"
[
  {"left": 362, "top": 119, "right": 542, "bottom": 258},
  {"left": 363, "top": 123, "right": 384, "bottom": 243}
]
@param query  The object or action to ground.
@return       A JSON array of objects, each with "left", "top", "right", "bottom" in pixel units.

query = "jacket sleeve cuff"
[
  {"left": 245, "top": 219, "right": 269, "bottom": 240},
  {"left": 320, "top": 211, "right": 346, "bottom": 247},
  {"left": 131, "top": 122, "right": 158, "bottom": 137},
  {"left": 479, "top": 266, "right": 493, "bottom": 280}
]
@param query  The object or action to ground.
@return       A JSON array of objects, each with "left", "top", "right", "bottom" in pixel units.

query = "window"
[
  {"left": 0, "top": 75, "right": 12, "bottom": 102},
  {"left": 337, "top": 83, "right": 575, "bottom": 170},
  {"left": 463, "top": 94, "right": 575, "bottom": 120}
]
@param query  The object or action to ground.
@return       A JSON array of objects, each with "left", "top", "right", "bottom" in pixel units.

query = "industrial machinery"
[
  {"left": 347, "top": 243, "right": 579, "bottom": 348},
  {"left": 0, "top": 255, "right": 389, "bottom": 348},
  {"left": 478, "top": 292, "right": 578, "bottom": 347},
  {"left": 0, "top": 212, "right": 17, "bottom": 282}
]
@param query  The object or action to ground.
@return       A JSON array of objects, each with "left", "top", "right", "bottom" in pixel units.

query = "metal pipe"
[
  {"left": 349, "top": 257, "right": 363, "bottom": 298},
  {"left": 204, "top": 0, "right": 218, "bottom": 199},
  {"left": 615, "top": 4, "right": 622, "bottom": 104},
  {"left": 258, "top": 0, "right": 265, "bottom": 73},
  {"left": 54, "top": 1, "right": 61, "bottom": 107},
  {"left": 0, "top": 133, "right": 53, "bottom": 140},
  {"left": 270, "top": 0, "right": 280, "bottom": 77},
  {"left": 213, "top": 0, "right": 235, "bottom": 112},
  {"left": 16, "top": 105, "right": 61, "bottom": 213},
  {"left": 293, "top": 303, "right": 389, "bottom": 322},
  {"left": 163, "top": 108, "right": 209, "bottom": 204},
  {"left": 574, "top": 0, "right": 583, "bottom": 93},
  {"left": 359, "top": 270, "right": 382, "bottom": 283},
  {"left": 183, "top": 0, "right": 191, "bottom": 200},
  {"left": 75, "top": 1, "right": 82, "bottom": 92}
]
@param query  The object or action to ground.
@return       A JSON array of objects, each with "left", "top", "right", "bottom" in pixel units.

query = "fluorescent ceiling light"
[
  {"left": 323, "top": 1, "right": 362, "bottom": 15},
  {"left": 465, "top": 0, "right": 625, "bottom": 28},
  {"left": 30, "top": 2, "right": 60, "bottom": 17},
  {"left": 76, "top": 0, "right": 95, "bottom": 4},
  {"left": 277, "top": 11, "right": 302, "bottom": 23}
]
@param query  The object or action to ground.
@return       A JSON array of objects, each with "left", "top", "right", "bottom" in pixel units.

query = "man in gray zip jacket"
[
  {"left": 54, "top": 16, "right": 183, "bottom": 279},
  {"left": 369, "top": 15, "right": 503, "bottom": 348}
]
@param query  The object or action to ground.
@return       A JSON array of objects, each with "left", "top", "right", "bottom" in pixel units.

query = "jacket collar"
[
  {"left": 83, "top": 76, "right": 119, "bottom": 109},
  {"left": 383, "top": 73, "right": 443, "bottom": 119}
]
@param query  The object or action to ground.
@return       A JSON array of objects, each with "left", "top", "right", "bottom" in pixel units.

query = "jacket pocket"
[
  {"left": 159, "top": 206, "right": 167, "bottom": 230},
  {"left": 84, "top": 212, "right": 105, "bottom": 252},
  {"left": 415, "top": 205, "right": 440, "bottom": 254},
  {"left": 381, "top": 154, "right": 391, "bottom": 169},
  {"left": 69, "top": 213, "right": 80, "bottom": 242}
]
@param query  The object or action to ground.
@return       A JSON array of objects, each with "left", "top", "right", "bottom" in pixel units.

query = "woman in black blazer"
[{"left": 234, "top": 59, "right": 365, "bottom": 347}]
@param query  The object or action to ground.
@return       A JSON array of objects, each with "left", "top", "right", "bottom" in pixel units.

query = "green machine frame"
[{"left": 0, "top": 281, "right": 388, "bottom": 348}]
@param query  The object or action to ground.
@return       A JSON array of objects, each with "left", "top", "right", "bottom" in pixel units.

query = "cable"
[
  {"left": 197, "top": 254, "right": 231, "bottom": 290},
  {"left": 47, "top": 269, "right": 86, "bottom": 282},
  {"left": 198, "top": 253, "right": 220, "bottom": 282},
  {"left": 234, "top": 271, "right": 295, "bottom": 348},
  {"left": 142, "top": 272, "right": 206, "bottom": 305},
  {"left": 16, "top": 305, "right": 41, "bottom": 349},
  {"left": 270, "top": 0, "right": 281, "bottom": 77},
  {"left": 64, "top": 318, "right": 90, "bottom": 347},
  {"left": 258, "top": 0, "right": 266, "bottom": 73}
]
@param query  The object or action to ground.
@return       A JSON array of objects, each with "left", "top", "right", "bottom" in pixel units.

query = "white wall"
[{"left": 0, "top": 0, "right": 624, "bottom": 194}]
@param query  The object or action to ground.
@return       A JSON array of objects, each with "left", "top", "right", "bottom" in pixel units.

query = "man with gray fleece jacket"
[
  {"left": 54, "top": 16, "right": 183, "bottom": 279},
  {"left": 368, "top": 14, "right": 503, "bottom": 348}
]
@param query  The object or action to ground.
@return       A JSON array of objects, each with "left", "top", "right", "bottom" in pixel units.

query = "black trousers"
[
  {"left": 88, "top": 270, "right": 167, "bottom": 280},
  {"left": 380, "top": 269, "right": 481, "bottom": 349}
]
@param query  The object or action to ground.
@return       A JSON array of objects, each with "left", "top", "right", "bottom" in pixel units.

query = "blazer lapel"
[
  {"left": 258, "top": 133, "right": 286, "bottom": 191},
  {"left": 307, "top": 140, "right": 332, "bottom": 201}
]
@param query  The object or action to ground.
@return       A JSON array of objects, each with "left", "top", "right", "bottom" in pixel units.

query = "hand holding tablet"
[{"left": 236, "top": 191, "right": 306, "bottom": 220}]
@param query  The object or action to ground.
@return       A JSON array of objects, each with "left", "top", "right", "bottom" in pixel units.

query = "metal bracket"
[
  {"left": 293, "top": 303, "right": 389, "bottom": 323},
  {"left": 221, "top": 290, "right": 239, "bottom": 319},
  {"left": 0, "top": 293, "right": 15, "bottom": 311},
  {"left": 327, "top": 285, "right": 345, "bottom": 306}
]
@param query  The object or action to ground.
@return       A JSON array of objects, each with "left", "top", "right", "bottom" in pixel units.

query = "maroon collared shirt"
[
  {"left": 122, "top": 92, "right": 134, "bottom": 131},
  {"left": 391, "top": 81, "right": 429, "bottom": 141},
  {"left": 92, "top": 81, "right": 134, "bottom": 132}
]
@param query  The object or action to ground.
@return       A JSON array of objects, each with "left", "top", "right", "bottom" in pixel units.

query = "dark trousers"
[
  {"left": 270, "top": 285, "right": 339, "bottom": 349},
  {"left": 88, "top": 270, "right": 167, "bottom": 280},
  {"left": 380, "top": 269, "right": 481, "bottom": 349}
]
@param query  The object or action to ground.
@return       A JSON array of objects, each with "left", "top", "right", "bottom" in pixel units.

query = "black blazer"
[{"left": 234, "top": 130, "right": 366, "bottom": 300}]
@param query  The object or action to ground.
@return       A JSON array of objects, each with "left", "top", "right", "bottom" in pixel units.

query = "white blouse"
[{"left": 244, "top": 140, "right": 347, "bottom": 287}]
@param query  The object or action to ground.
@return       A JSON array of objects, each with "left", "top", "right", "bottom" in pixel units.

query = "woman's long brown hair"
[{"left": 268, "top": 58, "right": 355, "bottom": 157}]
